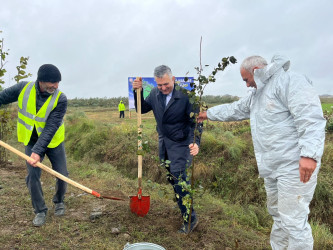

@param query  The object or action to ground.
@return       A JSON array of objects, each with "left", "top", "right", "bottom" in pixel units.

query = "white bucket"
[{"left": 123, "top": 242, "right": 166, "bottom": 250}]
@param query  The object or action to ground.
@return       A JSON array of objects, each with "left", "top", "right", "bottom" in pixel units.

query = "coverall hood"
[{"left": 254, "top": 54, "right": 290, "bottom": 90}]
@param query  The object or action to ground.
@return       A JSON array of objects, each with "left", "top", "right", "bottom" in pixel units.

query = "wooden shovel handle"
[
  {"left": 0, "top": 140, "right": 101, "bottom": 198},
  {"left": 136, "top": 77, "right": 143, "bottom": 189}
]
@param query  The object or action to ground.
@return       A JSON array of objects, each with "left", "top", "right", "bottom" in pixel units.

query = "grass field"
[
  {"left": 322, "top": 103, "right": 333, "bottom": 113},
  {"left": 1, "top": 107, "right": 333, "bottom": 249}
]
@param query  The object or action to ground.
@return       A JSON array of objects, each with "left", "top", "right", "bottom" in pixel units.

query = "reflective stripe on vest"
[{"left": 17, "top": 81, "right": 65, "bottom": 148}]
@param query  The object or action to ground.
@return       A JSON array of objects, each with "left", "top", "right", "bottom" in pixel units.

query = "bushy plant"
[
  {"left": 312, "top": 222, "right": 333, "bottom": 249},
  {"left": 309, "top": 134, "right": 333, "bottom": 230},
  {"left": 65, "top": 115, "right": 160, "bottom": 180},
  {"left": 324, "top": 110, "right": 333, "bottom": 133},
  {"left": 327, "top": 120, "right": 333, "bottom": 133},
  {"left": 0, "top": 30, "right": 31, "bottom": 163}
]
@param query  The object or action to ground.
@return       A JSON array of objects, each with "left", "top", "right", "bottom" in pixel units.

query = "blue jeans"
[{"left": 25, "top": 142, "right": 68, "bottom": 214}]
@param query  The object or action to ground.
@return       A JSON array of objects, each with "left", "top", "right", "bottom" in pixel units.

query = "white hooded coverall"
[{"left": 207, "top": 55, "right": 326, "bottom": 250}]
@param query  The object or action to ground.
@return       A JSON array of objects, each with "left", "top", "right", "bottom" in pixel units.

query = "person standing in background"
[{"left": 118, "top": 100, "right": 126, "bottom": 118}]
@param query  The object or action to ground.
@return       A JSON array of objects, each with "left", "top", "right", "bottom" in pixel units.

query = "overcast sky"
[{"left": 1, "top": 0, "right": 332, "bottom": 99}]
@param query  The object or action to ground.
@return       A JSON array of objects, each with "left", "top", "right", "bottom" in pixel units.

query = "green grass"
[
  {"left": 1, "top": 107, "right": 333, "bottom": 249},
  {"left": 322, "top": 103, "right": 333, "bottom": 113}
]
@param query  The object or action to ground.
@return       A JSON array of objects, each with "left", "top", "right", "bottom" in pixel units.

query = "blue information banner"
[{"left": 128, "top": 77, "right": 194, "bottom": 109}]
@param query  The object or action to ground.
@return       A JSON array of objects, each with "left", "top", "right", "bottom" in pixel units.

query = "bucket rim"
[{"left": 124, "top": 242, "right": 166, "bottom": 250}]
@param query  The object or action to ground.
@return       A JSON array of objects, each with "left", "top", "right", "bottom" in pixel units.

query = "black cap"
[{"left": 37, "top": 64, "right": 61, "bottom": 83}]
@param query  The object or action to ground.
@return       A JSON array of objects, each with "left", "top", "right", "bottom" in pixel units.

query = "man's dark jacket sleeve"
[
  {"left": 0, "top": 82, "right": 27, "bottom": 104},
  {"left": 133, "top": 89, "right": 152, "bottom": 113}
]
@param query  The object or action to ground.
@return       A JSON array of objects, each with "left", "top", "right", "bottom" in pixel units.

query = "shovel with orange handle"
[
  {"left": 129, "top": 77, "right": 150, "bottom": 217},
  {"left": 0, "top": 140, "right": 125, "bottom": 201}
]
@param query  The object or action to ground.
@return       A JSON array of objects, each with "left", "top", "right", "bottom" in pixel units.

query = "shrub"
[{"left": 327, "top": 120, "right": 333, "bottom": 133}]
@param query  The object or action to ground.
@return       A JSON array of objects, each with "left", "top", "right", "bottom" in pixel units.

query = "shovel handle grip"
[{"left": 0, "top": 140, "right": 101, "bottom": 198}]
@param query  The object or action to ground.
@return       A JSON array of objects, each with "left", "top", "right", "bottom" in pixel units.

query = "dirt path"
[
  {"left": 0, "top": 163, "right": 196, "bottom": 249},
  {"left": 0, "top": 161, "right": 270, "bottom": 249}
]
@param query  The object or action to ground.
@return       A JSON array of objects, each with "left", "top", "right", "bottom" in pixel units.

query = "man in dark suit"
[{"left": 133, "top": 65, "right": 201, "bottom": 234}]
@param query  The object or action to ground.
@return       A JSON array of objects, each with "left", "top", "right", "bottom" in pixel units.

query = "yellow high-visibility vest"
[
  {"left": 17, "top": 81, "right": 65, "bottom": 148},
  {"left": 118, "top": 102, "right": 126, "bottom": 111}
]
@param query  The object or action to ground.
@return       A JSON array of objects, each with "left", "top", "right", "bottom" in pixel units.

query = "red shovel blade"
[{"left": 130, "top": 188, "right": 150, "bottom": 217}]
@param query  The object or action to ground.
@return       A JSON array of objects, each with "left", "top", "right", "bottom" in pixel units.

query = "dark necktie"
[{"left": 162, "top": 94, "right": 167, "bottom": 110}]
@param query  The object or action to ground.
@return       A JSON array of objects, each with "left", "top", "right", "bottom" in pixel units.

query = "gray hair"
[
  {"left": 240, "top": 56, "right": 268, "bottom": 74},
  {"left": 154, "top": 65, "right": 172, "bottom": 78}
]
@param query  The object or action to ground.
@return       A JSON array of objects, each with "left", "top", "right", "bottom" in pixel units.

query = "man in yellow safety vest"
[
  {"left": 0, "top": 64, "right": 68, "bottom": 227},
  {"left": 118, "top": 100, "right": 126, "bottom": 118}
]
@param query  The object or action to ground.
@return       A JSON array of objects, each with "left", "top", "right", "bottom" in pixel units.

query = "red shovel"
[{"left": 130, "top": 79, "right": 150, "bottom": 217}]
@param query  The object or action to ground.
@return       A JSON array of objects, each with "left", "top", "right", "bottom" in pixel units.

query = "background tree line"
[
  {"left": 67, "top": 95, "right": 239, "bottom": 109},
  {"left": 68, "top": 97, "right": 128, "bottom": 108}
]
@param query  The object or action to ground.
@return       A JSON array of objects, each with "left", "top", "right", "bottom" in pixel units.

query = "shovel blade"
[{"left": 130, "top": 195, "right": 150, "bottom": 217}]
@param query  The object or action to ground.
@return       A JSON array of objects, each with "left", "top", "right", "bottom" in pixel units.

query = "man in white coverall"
[{"left": 197, "top": 54, "right": 326, "bottom": 249}]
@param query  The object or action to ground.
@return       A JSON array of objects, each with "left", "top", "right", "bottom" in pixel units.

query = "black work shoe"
[
  {"left": 54, "top": 202, "right": 65, "bottom": 216},
  {"left": 33, "top": 212, "right": 46, "bottom": 227},
  {"left": 178, "top": 217, "right": 199, "bottom": 234}
]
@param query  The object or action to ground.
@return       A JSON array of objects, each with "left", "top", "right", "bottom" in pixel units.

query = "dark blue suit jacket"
[{"left": 134, "top": 85, "right": 201, "bottom": 172}]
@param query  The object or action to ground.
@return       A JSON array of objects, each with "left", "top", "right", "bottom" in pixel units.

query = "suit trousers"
[{"left": 169, "top": 170, "right": 197, "bottom": 223}]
